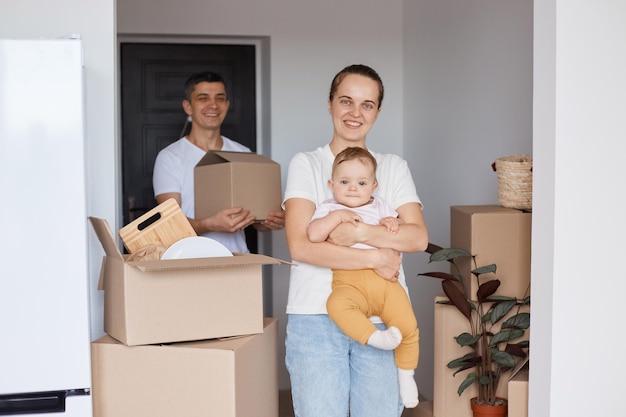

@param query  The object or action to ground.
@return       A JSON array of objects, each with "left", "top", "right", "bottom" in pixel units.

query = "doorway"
[{"left": 120, "top": 41, "right": 259, "bottom": 252}]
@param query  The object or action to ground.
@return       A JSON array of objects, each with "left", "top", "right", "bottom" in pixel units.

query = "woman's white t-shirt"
[
  {"left": 282, "top": 144, "right": 422, "bottom": 316},
  {"left": 153, "top": 136, "right": 251, "bottom": 253}
]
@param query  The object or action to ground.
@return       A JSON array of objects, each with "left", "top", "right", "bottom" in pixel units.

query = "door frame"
[{"left": 116, "top": 33, "right": 272, "bottom": 255}]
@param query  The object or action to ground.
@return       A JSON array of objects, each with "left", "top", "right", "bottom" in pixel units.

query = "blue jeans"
[{"left": 285, "top": 314, "right": 403, "bottom": 417}]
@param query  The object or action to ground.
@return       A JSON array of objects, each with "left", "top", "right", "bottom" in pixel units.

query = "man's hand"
[
  {"left": 198, "top": 206, "right": 255, "bottom": 233},
  {"left": 254, "top": 210, "right": 286, "bottom": 232}
]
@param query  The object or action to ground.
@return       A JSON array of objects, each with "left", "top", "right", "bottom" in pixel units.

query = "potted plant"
[{"left": 418, "top": 244, "right": 530, "bottom": 417}]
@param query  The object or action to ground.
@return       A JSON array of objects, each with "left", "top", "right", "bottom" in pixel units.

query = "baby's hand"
[
  {"left": 335, "top": 209, "right": 363, "bottom": 227},
  {"left": 380, "top": 217, "right": 400, "bottom": 234}
]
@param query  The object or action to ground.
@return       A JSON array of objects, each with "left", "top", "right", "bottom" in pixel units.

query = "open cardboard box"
[
  {"left": 194, "top": 151, "right": 282, "bottom": 221},
  {"left": 91, "top": 318, "right": 279, "bottom": 417},
  {"left": 89, "top": 217, "right": 289, "bottom": 346}
]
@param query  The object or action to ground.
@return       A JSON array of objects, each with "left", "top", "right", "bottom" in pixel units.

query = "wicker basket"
[{"left": 493, "top": 155, "right": 533, "bottom": 210}]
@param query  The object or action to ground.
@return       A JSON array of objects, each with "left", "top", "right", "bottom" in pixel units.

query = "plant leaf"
[
  {"left": 471, "top": 264, "right": 496, "bottom": 276},
  {"left": 489, "top": 300, "right": 517, "bottom": 324},
  {"left": 430, "top": 247, "right": 472, "bottom": 263},
  {"left": 491, "top": 328, "right": 524, "bottom": 345},
  {"left": 418, "top": 271, "right": 458, "bottom": 281},
  {"left": 425, "top": 242, "right": 443, "bottom": 255},
  {"left": 505, "top": 343, "right": 529, "bottom": 358},
  {"left": 478, "top": 374, "right": 492, "bottom": 386},
  {"left": 490, "top": 349, "right": 516, "bottom": 368},
  {"left": 442, "top": 279, "right": 472, "bottom": 320},
  {"left": 457, "top": 373, "right": 477, "bottom": 396},
  {"left": 485, "top": 295, "right": 516, "bottom": 301},
  {"left": 452, "top": 360, "right": 481, "bottom": 376},
  {"left": 455, "top": 332, "right": 481, "bottom": 347},
  {"left": 447, "top": 352, "right": 477, "bottom": 369},
  {"left": 502, "top": 312, "right": 531, "bottom": 330},
  {"left": 476, "top": 280, "right": 500, "bottom": 301}
]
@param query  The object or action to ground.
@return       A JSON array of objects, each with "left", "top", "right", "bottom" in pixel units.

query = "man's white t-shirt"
[
  {"left": 283, "top": 144, "right": 422, "bottom": 317},
  {"left": 153, "top": 136, "right": 251, "bottom": 253}
]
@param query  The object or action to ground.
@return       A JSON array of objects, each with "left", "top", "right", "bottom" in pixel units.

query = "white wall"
[
  {"left": 532, "top": 1, "right": 626, "bottom": 416},
  {"left": 402, "top": 0, "right": 533, "bottom": 399},
  {"left": 1, "top": 0, "right": 117, "bottom": 360}
]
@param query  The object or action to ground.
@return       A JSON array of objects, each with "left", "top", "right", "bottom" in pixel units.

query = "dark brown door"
[{"left": 120, "top": 42, "right": 258, "bottom": 251}]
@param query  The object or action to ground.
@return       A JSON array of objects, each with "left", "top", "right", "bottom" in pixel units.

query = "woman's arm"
[
  {"left": 327, "top": 202, "right": 428, "bottom": 253},
  {"left": 285, "top": 198, "right": 402, "bottom": 281},
  {"left": 307, "top": 209, "right": 362, "bottom": 243}
]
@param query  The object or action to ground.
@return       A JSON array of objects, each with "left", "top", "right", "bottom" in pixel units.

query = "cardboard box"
[
  {"left": 89, "top": 217, "right": 289, "bottom": 346},
  {"left": 194, "top": 151, "right": 282, "bottom": 221},
  {"left": 508, "top": 367, "right": 529, "bottom": 417},
  {"left": 433, "top": 295, "right": 529, "bottom": 417},
  {"left": 450, "top": 205, "right": 532, "bottom": 300},
  {"left": 91, "top": 318, "right": 279, "bottom": 417}
]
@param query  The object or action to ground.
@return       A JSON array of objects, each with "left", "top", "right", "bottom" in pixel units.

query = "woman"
[{"left": 283, "top": 64, "right": 429, "bottom": 417}]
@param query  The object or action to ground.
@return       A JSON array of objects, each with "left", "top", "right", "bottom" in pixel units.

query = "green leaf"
[
  {"left": 478, "top": 374, "right": 491, "bottom": 385},
  {"left": 502, "top": 312, "right": 530, "bottom": 330},
  {"left": 471, "top": 264, "right": 496, "bottom": 276},
  {"left": 486, "top": 295, "right": 516, "bottom": 301},
  {"left": 455, "top": 332, "right": 481, "bottom": 347},
  {"left": 490, "top": 300, "right": 517, "bottom": 323},
  {"left": 430, "top": 248, "right": 472, "bottom": 263},
  {"left": 491, "top": 349, "right": 516, "bottom": 368},
  {"left": 447, "top": 353, "right": 476, "bottom": 369},
  {"left": 458, "top": 373, "right": 477, "bottom": 396},
  {"left": 491, "top": 328, "right": 524, "bottom": 345}
]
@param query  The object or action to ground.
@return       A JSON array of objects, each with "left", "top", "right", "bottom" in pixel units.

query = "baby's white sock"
[
  {"left": 398, "top": 368, "right": 419, "bottom": 408},
  {"left": 366, "top": 326, "right": 402, "bottom": 350}
]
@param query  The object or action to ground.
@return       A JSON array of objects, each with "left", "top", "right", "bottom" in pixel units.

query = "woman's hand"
[
  {"left": 326, "top": 221, "right": 368, "bottom": 247},
  {"left": 372, "top": 248, "right": 402, "bottom": 282}
]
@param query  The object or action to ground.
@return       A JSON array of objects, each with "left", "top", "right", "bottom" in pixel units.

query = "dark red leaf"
[
  {"left": 477, "top": 280, "right": 500, "bottom": 302},
  {"left": 418, "top": 271, "right": 458, "bottom": 281},
  {"left": 443, "top": 279, "right": 472, "bottom": 320}
]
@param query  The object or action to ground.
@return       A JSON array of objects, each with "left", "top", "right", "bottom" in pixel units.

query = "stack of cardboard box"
[
  {"left": 88, "top": 214, "right": 288, "bottom": 417},
  {"left": 432, "top": 205, "right": 531, "bottom": 417}
]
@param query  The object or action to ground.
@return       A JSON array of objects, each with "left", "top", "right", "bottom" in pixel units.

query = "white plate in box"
[{"left": 161, "top": 237, "right": 233, "bottom": 260}]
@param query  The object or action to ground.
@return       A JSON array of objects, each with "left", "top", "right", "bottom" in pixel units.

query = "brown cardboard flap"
[
  {"left": 197, "top": 150, "right": 278, "bottom": 166},
  {"left": 130, "top": 253, "right": 291, "bottom": 272},
  {"left": 89, "top": 216, "right": 124, "bottom": 261},
  {"left": 97, "top": 255, "right": 107, "bottom": 291},
  {"left": 509, "top": 357, "right": 529, "bottom": 380}
]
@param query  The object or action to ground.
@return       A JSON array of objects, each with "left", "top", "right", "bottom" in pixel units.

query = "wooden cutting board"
[{"left": 119, "top": 198, "right": 196, "bottom": 253}]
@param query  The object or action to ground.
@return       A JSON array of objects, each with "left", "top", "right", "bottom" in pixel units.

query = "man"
[{"left": 153, "top": 71, "right": 284, "bottom": 253}]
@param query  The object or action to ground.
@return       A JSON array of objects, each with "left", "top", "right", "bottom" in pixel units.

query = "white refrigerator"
[{"left": 0, "top": 39, "right": 93, "bottom": 416}]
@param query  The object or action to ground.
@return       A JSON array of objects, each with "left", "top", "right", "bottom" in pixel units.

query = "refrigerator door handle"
[{"left": 0, "top": 389, "right": 89, "bottom": 415}]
